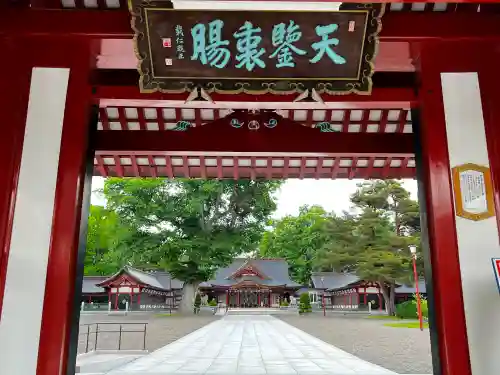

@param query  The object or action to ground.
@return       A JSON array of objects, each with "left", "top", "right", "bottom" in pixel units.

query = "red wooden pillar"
[
  {"left": 363, "top": 287, "right": 367, "bottom": 305},
  {"left": 137, "top": 290, "right": 141, "bottom": 306},
  {"left": 257, "top": 290, "right": 260, "bottom": 307},
  {"left": 237, "top": 290, "right": 240, "bottom": 307},
  {"left": 0, "top": 38, "right": 33, "bottom": 316},
  {"left": 349, "top": 293, "right": 352, "bottom": 308},
  {"left": 414, "top": 41, "right": 477, "bottom": 375},
  {"left": 226, "top": 290, "right": 229, "bottom": 305},
  {"left": 483, "top": 55, "right": 500, "bottom": 239},
  {"left": 0, "top": 37, "right": 96, "bottom": 375}
]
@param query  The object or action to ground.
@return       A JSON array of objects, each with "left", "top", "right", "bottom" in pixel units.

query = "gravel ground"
[
  {"left": 77, "top": 312, "right": 432, "bottom": 374},
  {"left": 277, "top": 314, "right": 433, "bottom": 374},
  {"left": 78, "top": 312, "right": 220, "bottom": 354}
]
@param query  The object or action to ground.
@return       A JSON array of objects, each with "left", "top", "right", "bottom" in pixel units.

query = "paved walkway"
[{"left": 109, "top": 315, "right": 397, "bottom": 375}]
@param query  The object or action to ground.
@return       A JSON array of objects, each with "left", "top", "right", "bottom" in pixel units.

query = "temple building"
[
  {"left": 82, "top": 266, "right": 183, "bottom": 310},
  {"left": 199, "top": 258, "right": 302, "bottom": 307},
  {"left": 82, "top": 264, "right": 426, "bottom": 311},
  {"left": 310, "top": 271, "right": 426, "bottom": 310}
]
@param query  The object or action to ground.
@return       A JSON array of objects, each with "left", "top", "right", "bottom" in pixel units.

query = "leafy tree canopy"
[
  {"left": 100, "top": 178, "right": 283, "bottom": 283},
  {"left": 259, "top": 205, "right": 331, "bottom": 285},
  {"left": 84, "top": 205, "right": 132, "bottom": 275},
  {"left": 351, "top": 180, "right": 420, "bottom": 235}
]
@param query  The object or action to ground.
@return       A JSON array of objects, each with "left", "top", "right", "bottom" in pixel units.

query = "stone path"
[{"left": 109, "top": 315, "right": 397, "bottom": 375}]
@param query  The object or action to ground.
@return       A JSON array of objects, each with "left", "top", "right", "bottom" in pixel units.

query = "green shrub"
[
  {"left": 193, "top": 293, "right": 201, "bottom": 314},
  {"left": 420, "top": 299, "right": 428, "bottom": 319},
  {"left": 412, "top": 293, "right": 428, "bottom": 319},
  {"left": 280, "top": 300, "right": 289, "bottom": 307},
  {"left": 395, "top": 300, "right": 417, "bottom": 319},
  {"left": 208, "top": 299, "right": 218, "bottom": 307},
  {"left": 299, "top": 293, "right": 312, "bottom": 314}
]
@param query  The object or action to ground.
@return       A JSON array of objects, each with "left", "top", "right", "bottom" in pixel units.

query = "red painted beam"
[
  {"left": 92, "top": 164, "right": 416, "bottom": 179},
  {"left": 94, "top": 126, "right": 414, "bottom": 155},
  {"left": 23, "top": 0, "right": 500, "bottom": 6},
  {"left": 92, "top": 70, "right": 416, "bottom": 107},
  {"left": 94, "top": 86, "right": 416, "bottom": 105},
  {"left": 21, "top": 0, "right": 500, "bottom": 8},
  {"left": 0, "top": 9, "right": 132, "bottom": 38},
  {"left": 2, "top": 9, "right": 500, "bottom": 41}
]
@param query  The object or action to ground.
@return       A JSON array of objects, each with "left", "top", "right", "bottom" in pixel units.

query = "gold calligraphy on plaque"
[{"left": 452, "top": 163, "right": 495, "bottom": 221}]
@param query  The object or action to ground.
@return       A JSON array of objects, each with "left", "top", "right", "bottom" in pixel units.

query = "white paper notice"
[{"left": 459, "top": 169, "right": 488, "bottom": 214}]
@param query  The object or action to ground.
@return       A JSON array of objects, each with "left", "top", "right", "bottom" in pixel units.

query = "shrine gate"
[{"left": 1, "top": 1, "right": 500, "bottom": 375}]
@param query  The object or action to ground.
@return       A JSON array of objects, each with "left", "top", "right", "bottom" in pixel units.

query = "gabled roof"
[
  {"left": 226, "top": 259, "right": 269, "bottom": 280},
  {"left": 82, "top": 276, "right": 108, "bottom": 294},
  {"left": 94, "top": 266, "right": 183, "bottom": 291},
  {"left": 201, "top": 258, "right": 302, "bottom": 288},
  {"left": 151, "top": 270, "right": 184, "bottom": 290},
  {"left": 395, "top": 280, "right": 427, "bottom": 294},
  {"left": 313, "top": 271, "right": 427, "bottom": 294},
  {"left": 311, "top": 271, "right": 360, "bottom": 290}
]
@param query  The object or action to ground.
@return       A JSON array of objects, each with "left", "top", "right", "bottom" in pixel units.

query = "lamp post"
[
  {"left": 409, "top": 245, "right": 424, "bottom": 331},
  {"left": 320, "top": 276, "right": 326, "bottom": 316}
]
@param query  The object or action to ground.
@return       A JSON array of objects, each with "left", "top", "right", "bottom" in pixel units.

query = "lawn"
[
  {"left": 366, "top": 315, "right": 402, "bottom": 320},
  {"left": 384, "top": 322, "right": 429, "bottom": 329}
]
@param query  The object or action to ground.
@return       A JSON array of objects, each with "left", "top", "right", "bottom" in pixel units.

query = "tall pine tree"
[{"left": 316, "top": 180, "right": 420, "bottom": 315}]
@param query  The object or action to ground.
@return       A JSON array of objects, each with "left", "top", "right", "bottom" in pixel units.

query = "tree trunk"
[
  {"left": 179, "top": 282, "right": 199, "bottom": 314},
  {"left": 395, "top": 212, "right": 401, "bottom": 236},
  {"left": 378, "top": 282, "right": 390, "bottom": 315},
  {"left": 388, "top": 285, "right": 396, "bottom": 316},
  {"left": 378, "top": 281, "right": 396, "bottom": 316}
]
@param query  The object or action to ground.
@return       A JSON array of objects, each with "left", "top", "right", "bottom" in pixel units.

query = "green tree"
[
  {"left": 312, "top": 213, "right": 357, "bottom": 272},
  {"left": 102, "top": 178, "right": 282, "bottom": 313},
  {"left": 84, "top": 205, "right": 130, "bottom": 275},
  {"left": 260, "top": 205, "right": 330, "bottom": 285},
  {"left": 316, "top": 180, "right": 420, "bottom": 315},
  {"left": 298, "top": 293, "right": 312, "bottom": 314},
  {"left": 351, "top": 180, "right": 420, "bottom": 235}
]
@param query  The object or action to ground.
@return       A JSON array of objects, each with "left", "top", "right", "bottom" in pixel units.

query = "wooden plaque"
[
  {"left": 452, "top": 163, "right": 495, "bottom": 221},
  {"left": 130, "top": 1, "right": 384, "bottom": 95}
]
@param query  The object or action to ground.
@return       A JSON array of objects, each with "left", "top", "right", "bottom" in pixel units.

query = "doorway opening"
[{"left": 73, "top": 102, "right": 434, "bottom": 375}]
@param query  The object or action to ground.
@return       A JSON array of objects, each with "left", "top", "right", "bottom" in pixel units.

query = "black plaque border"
[{"left": 130, "top": 1, "right": 384, "bottom": 95}]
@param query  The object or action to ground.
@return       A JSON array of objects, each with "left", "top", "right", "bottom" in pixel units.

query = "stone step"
[
  {"left": 226, "top": 308, "right": 297, "bottom": 315},
  {"left": 76, "top": 350, "right": 147, "bottom": 374}
]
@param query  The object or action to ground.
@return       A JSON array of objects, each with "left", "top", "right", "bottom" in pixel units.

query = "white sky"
[{"left": 91, "top": 177, "right": 418, "bottom": 218}]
